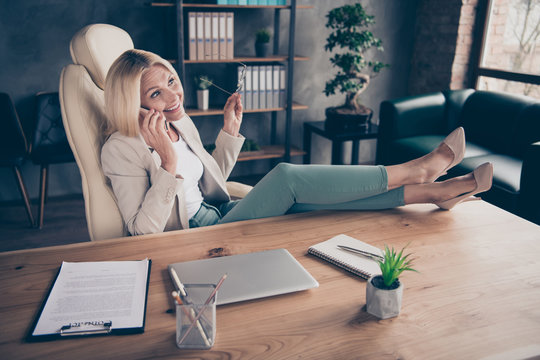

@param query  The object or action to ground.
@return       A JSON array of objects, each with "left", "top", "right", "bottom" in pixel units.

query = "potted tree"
[
  {"left": 324, "top": 3, "right": 389, "bottom": 133},
  {"left": 195, "top": 75, "right": 212, "bottom": 110},
  {"left": 366, "top": 244, "right": 417, "bottom": 319},
  {"left": 255, "top": 28, "right": 271, "bottom": 58}
]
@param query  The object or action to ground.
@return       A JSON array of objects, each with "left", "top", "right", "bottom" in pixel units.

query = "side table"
[{"left": 303, "top": 121, "right": 379, "bottom": 165}]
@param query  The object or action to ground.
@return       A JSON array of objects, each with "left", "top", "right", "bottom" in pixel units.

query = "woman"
[{"left": 102, "top": 49, "right": 493, "bottom": 236}]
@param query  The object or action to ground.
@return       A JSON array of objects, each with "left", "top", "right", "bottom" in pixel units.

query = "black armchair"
[
  {"left": 30, "top": 92, "right": 75, "bottom": 228},
  {"left": 0, "top": 92, "right": 35, "bottom": 227}
]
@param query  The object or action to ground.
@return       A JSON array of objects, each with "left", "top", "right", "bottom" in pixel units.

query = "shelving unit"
[{"left": 152, "top": 1, "right": 311, "bottom": 163}]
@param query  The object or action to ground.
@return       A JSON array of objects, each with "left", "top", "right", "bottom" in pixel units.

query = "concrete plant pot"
[
  {"left": 197, "top": 89, "right": 209, "bottom": 110},
  {"left": 366, "top": 275, "right": 403, "bottom": 319}
]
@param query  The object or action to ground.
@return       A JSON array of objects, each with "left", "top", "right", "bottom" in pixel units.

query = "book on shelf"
[
  {"left": 218, "top": 12, "right": 226, "bottom": 59},
  {"left": 213, "top": 0, "right": 285, "bottom": 5},
  {"left": 252, "top": 65, "right": 259, "bottom": 109},
  {"left": 211, "top": 12, "right": 219, "bottom": 60},
  {"left": 204, "top": 12, "right": 212, "bottom": 60},
  {"left": 226, "top": 12, "right": 234, "bottom": 59},
  {"left": 279, "top": 65, "right": 286, "bottom": 107},
  {"left": 259, "top": 65, "right": 266, "bottom": 109},
  {"left": 265, "top": 65, "right": 273, "bottom": 108},
  {"left": 272, "top": 65, "right": 280, "bottom": 108},
  {"left": 236, "top": 65, "right": 286, "bottom": 110},
  {"left": 188, "top": 12, "right": 197, "bottom": 60},
  {"left": 196, "top": 12, "right": 204, "bottom": 60},
  {"left": 188, "top": 12, "right": 233, "bottom": 60},
  {"left": 245, "top": 66, "right": 253, "bottom": 110}
]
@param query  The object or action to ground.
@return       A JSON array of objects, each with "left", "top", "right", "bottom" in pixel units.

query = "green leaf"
[
  {"left": 324, "top": 3, "right": 389, "bottom": 103},
  {"left": 377, "top": 243, "right": 418, "bottom": 288}
]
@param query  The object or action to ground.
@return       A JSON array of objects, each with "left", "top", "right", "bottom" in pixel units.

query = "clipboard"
[{"left": 27, "top": 259, "right": 151, "bottom": 341}]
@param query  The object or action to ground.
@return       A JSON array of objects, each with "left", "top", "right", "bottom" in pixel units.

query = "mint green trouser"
[{"left": 193, "top": 163, "right": 403, "bottom": 226}]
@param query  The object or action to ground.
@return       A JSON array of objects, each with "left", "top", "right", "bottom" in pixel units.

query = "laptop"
[{"left": 168, "top": 248, "right": 319, "bottom": 305}]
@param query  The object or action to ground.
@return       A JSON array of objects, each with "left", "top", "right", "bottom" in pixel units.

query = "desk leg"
[
  {"left": 303, "top": 125, "right": 311, "bottom": 164},
  {"left": 352, "top": 140, "right": 359, "bottom": 165},
  {"left": 332, "top": 141, "right": 343, "bottom": 165}
]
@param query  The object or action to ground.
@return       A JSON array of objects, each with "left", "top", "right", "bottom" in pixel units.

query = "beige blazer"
[{"left": 101, "top": 115, "right": 244, "bottom": 235}]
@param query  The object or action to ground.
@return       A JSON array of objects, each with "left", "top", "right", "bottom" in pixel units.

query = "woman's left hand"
[{"left": 222, "top": 92, "right": 243, "bottom": 137}]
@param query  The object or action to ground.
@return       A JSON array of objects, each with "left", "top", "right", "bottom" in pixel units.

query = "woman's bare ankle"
[{"left": 403, "top": 173, "right": 476, "bottom": 205}]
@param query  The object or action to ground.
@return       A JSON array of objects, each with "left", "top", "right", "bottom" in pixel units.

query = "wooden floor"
[{"left": 0, "top": 195, "right": 90, "bottom": 252}]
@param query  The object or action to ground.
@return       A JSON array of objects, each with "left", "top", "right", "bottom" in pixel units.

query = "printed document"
[{"left": 32, "top": 259, "right": 150, "bottom": 336}]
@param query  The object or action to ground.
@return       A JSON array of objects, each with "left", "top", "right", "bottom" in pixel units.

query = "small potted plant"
[
  {"left": 366, "top": 244, "right": 417, "bottom": 319},
  {"left": 255, "top": 28, "right": 271, "bottom": 57},
  {"left": 195, "top": 75, "right": 212, "bottom": 110},
  {"left": 324, "top": 3, "right": 389, "bottom": 132}
]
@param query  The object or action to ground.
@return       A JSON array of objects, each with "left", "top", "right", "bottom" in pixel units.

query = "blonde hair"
[{"left": 104, "top": 49, "right": 180, "bottom": 137}]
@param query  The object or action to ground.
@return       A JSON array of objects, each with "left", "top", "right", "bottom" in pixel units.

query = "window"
[{"left": 474, "top": 0, "right": 540, "bottom": 98}]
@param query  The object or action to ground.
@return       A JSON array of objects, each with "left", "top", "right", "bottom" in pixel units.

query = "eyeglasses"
[
  {"left": 235, "top": 63, "right": 247, "bottom": 93},
  {"left": 199, "top": 54, "right": 247, "bottom": 96}
]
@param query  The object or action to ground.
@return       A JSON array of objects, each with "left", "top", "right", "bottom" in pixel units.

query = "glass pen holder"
[{"left": 176, "top": 284, "right": 217, "bottom": 350}]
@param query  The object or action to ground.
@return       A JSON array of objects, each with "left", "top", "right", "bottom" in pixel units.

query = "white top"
[{"left": 172, "top": 135, "right": 204, "bottom": 219}]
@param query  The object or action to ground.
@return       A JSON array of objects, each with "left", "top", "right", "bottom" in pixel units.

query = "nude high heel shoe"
[
  {"left": 440, "top": 127, "right": 466, "bottom": 175},
  {"left": 435, "top": 162, "right": 493, "bottom": 210}
]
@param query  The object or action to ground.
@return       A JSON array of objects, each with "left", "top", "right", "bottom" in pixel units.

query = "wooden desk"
[{"left": 1, "top": 201, "right": 540, "bottom": 359}]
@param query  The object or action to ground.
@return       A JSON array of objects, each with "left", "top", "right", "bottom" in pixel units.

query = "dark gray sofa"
[{"left": 376, "top": 89, "right": 540, "bottom": 225}]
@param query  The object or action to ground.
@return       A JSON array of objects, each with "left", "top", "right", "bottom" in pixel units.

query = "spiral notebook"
[{"left": 308, "top": 234, "right": 383, "bottom": 279}]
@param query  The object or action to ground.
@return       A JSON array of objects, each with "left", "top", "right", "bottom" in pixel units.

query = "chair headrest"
[{"left": 69, "top": 24, "right": 134, "bottom": 90}]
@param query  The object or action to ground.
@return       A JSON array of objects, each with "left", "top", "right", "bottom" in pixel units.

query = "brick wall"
[{"left": 409, "top": 0, "right": 480, "bottom": 95}]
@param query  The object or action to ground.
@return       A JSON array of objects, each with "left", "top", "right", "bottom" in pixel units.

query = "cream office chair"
[{"left": 60, "top": 24, "right": 251, "bottom": 241}]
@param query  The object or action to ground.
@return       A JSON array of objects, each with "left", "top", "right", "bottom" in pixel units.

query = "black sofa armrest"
[
  {"left": 519, "top": 141, "right": 540, "bottom": 224},
  {"left": 377, "top": 92, "right": 447, "bottom": 164}
]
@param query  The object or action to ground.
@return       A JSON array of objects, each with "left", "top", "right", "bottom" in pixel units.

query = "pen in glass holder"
[
  {"left": 177, "top": 274, "right": 227, "bottom": 347},
  {"left": 172, "top": 291, "right": 210, "bottom": 347}
]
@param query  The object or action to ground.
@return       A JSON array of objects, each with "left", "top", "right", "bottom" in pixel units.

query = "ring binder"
[{"left": 60, "top": 321, "right": 112, "bottom": 336}]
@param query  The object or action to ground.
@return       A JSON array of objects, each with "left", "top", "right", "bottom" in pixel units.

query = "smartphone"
[{"left": 140, "top": 107, "right": 168, "bottom": 130}]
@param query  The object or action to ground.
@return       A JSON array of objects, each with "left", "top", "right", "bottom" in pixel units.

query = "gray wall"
[{"left": 0, "top": 0, "right": 418, "bottom": 202}]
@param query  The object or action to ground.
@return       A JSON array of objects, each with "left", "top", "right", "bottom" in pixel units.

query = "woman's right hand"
[{"left": 139, "top": 108, "right": 177, "bottom": 175}]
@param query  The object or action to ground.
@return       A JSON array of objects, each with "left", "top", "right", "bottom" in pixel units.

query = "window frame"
[{"left": 472, "top": 0, "right": 540, "bottom": 88}]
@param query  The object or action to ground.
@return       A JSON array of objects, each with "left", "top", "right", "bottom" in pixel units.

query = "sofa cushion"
[
  {"left": 443, "top": 89, "right": 475, "bottom": 131},
  {"left": 392, "top": 136, "right": 492, "bottom": 164},
  {"left": 457, "top": 154, "right": 522, "bottom": 194},
  {"left": 460, "top": 91, "right": 535, "bottom": 155},
  {"left": 510, "top": 103, "right": 540, "bottom": 158},
  {"left": 380, "top": 92, "right": 447, "bottom": 139},
  {"left": 392, "top": 136, "right": 521, "bottom": 194}
]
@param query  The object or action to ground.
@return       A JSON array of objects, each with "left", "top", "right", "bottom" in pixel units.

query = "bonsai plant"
[
  {"left": 324, "top": 3, "right": 389, "bottom": 132},
  {"left": 366, "top": 244, "right": 417, "bottom": 319},
  {"left": 255, "top": 28, "right": 271, "bottom": 57},
  {"left": 195, "top": 75, "right": 212, "bottom": 110}
]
